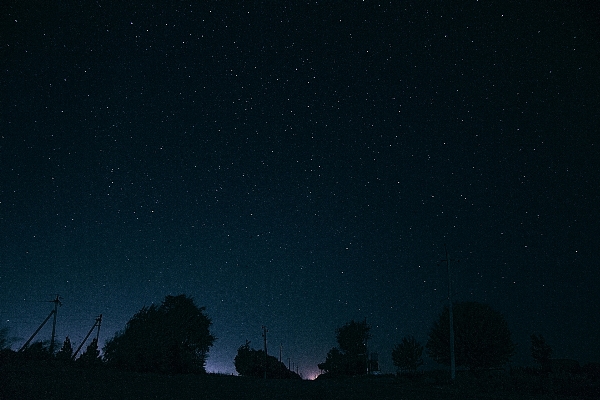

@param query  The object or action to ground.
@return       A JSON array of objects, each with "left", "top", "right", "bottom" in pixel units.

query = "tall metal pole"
[
  {"left": 364, "top": 317, "right": 369, "bottom": 375},
  {"left": 444, "top": 245, "right": 456, "bottom": 381},
  {"left": 262, "top": 326, "right": 268, "bottom": 379}
]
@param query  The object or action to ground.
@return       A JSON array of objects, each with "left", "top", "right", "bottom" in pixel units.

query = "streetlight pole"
[
  {"left": 442, "top": 244, "right": 456, "bottom": 382},
  {"left": 262, "top": 326, "right": 268, "bottom": 379}
]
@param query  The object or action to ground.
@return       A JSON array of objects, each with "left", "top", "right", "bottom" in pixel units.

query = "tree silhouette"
[
  {"left": 20, "top": 340, "right": 53, "bottom": 361},
  {"left": 78, "top": 338, "right": 102, "bottom": 366},
  {"left": 234, "top": 341, "right": 263, "bottom": 377},
  {"left": 318, "top": 319, "right": 370, "bottom": 376},
  {"left": 392, "top": 336, "right": 424, "bottom": 374},
  {"left": 103, "top": 294, "right": 215, "bottom": 374},
  {"left": 55, "top": 336, "right": 73, "bottom": 362},
  {"left": 426, "top": 301, "right": 515, "bottom": 371},
  {"left": 318, "top": 347, "right": 345, "bottom": 375},
  {"left": 531, "top": 334, "right": 553, "bottom": 370}
]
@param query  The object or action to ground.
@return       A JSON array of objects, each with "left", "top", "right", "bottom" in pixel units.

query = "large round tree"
[
  {"left": 318, "top": 319, "right": 371, "bottom": 376},
  {"left": 103, "top": 294, "right": 215, "bottom": 374},
  {"left": 392, "top": 335, "right": 424, "bottom": 374},
  {"left": 426, "top": 301, "right": 515, "bottom": 371}
]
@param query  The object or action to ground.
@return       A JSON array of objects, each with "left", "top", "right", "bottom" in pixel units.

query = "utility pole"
[
  {"left": 440, "top": 244, "right": 456, "bottom": 382},
  {"left": 19, "top": 310, "right": 54, "bottom": 352},
  {"left": 262, "top": 325, "right": 268, "bottom": 379},
  {"left": 95, "top": 313, "right": 102, "bottom": 341},
  {"left": 19, "top": 295, "right": 62, "bottom": 352},
  {"left": 73, "top": 314, "right": 103, "bottom": 360},
  {"left": 49, "top": 294, "right": 62, "bottom": 353}
]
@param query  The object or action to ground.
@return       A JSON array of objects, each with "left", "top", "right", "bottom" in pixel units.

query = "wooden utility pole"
[
  {"left": 73, "top": 314, "right": 103, "bottom": 360},
  {"left": 49, "top": 294, "right": 62, "bottom": 352},
  {"left": 19, "top": 311, "right": 54, "bottom": 352},
  {"left": 95, "top": 313, "right": 102, "bottom": 341},
  {"left": 19, "top": 295, "right": 62, "bottom": 352}
]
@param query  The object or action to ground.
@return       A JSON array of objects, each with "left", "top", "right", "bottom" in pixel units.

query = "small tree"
[
  {"left": 78, "top": 338, "right": 102, "bottom": 366},
  {"left": 56, "top": 336, "right": 73, "bottom": 362},
  {"left": 531, "top": 334, "right": 552, "bottom": 370},
  {"left": 392, "top": 336, "right": 424, "bottom": 374},
  {"left": 426, "top": 301, "right": 515, "bottom": 371}
]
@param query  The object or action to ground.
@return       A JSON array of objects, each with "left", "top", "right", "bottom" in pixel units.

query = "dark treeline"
[{"left": 2, "top": 294, "right": 600, "bottom": 399}]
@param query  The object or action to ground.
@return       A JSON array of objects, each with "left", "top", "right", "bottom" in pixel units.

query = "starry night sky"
[{"left": 1, "top": 1, "right": 599, "bottom": 378}]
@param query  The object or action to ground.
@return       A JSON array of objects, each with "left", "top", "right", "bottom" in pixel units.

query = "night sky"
[{"left": 1, "top": 1, "right": 599, "bottom": 378}]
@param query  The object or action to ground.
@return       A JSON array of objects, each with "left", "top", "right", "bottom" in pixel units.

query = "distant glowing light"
[{"left": 305, "top": 370, "right": 321, "bottom": 380}]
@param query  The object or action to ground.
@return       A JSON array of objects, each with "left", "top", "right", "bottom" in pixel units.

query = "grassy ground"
[{"left": 0, "top": 361, "right": 594, "bottom": 400}]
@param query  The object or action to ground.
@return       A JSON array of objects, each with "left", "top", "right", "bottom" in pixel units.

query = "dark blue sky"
[{"left": 1, "top": 1, "right": 599, "bottom": 377}]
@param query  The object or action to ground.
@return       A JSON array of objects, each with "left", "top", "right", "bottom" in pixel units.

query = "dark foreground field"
[{"left": 1, "top": 361, "right": 597, "bottom": 400}]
